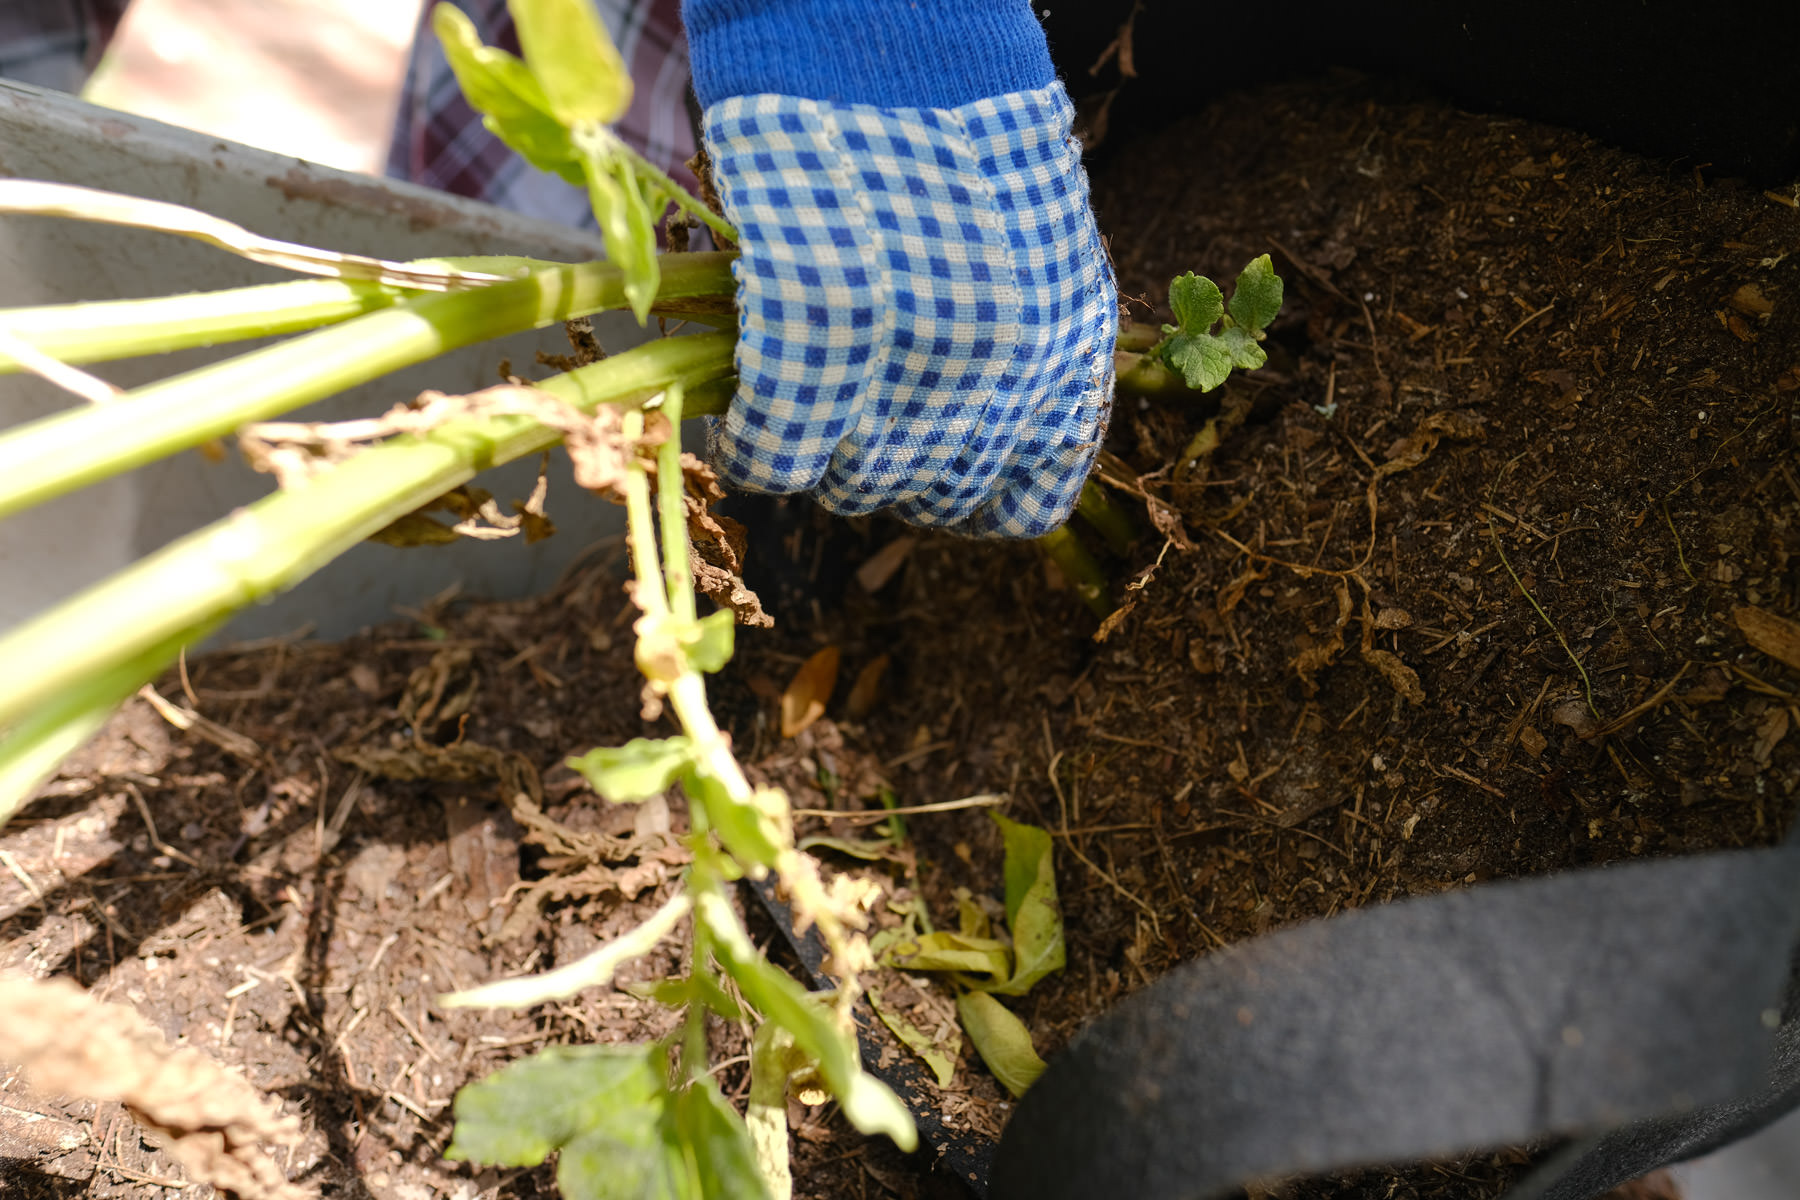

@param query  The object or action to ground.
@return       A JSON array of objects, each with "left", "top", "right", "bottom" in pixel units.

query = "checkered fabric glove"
[{"left": 684, "top": 0, "right": 1117, "bottom": 538}]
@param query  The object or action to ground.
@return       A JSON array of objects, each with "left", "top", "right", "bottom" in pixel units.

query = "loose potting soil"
[{"left": 3, "top": 69, "right": 1797, "bottom": 1200}]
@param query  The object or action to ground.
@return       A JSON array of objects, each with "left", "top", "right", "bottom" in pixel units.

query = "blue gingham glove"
[{"left": 685, "top": 4, "right": 1117, "bottom": 538}]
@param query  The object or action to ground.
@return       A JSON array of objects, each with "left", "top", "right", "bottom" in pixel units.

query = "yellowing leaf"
[
  {"left": 984, "top": 813, "right": 1065, "bottom": 996},
  {"left": 868, "top": 987, "right": 959, "bottom": 1088},
  {"left": 955, "top": 990, "right": 1046, "bottom": 1098},
  {"left": 780, "top": 646, "right": 840, "bottom": 738},
  {"left": 886, "top": 931, "right": 1011, "bottom": 980}
]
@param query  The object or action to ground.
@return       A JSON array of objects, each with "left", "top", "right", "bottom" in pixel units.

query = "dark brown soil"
[{"left": 4, "top": 71, "right": 1797, "bottom": 1200}]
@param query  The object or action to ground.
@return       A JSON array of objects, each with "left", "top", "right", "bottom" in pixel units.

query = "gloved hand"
[{"left": 683, "top": 0, "right": 1117, "bottom": 538}]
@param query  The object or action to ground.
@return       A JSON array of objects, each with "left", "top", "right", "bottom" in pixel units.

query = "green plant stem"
[
  {"left": 1115, "top": 321, "right": 1165, "bottom": 353},
  {"left": 620, "top": 406, "right": 670, "bottom": 624},
  {"left": 1039, "top": 525, "right": 1110, "bottom": 619},
  {"left": 0, "top": 619, "right": 219, "bottom": 825},
  {"left": 1074, "top": 480, "right": 1137, "bottom": 554},
  {"left": 0, "top": 279, "right": 407, "bottom": 370},
  {"left": 0, "top": 257, "right": 594, "bottom": 372},
  {"left": 655, "top": 385, "right": 694, "bottom": 624},
  {"left": 0, "top": 252, "right": 736, "bottom": 522},
  {"left": 0, "top": 330, "right": 734, "bottom": 741},
  {"left": 1115, "top": 350, "right": 1205, "bottom": 400}
]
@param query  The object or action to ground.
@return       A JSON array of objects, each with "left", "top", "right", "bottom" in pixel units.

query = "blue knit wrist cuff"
[{"left": 681, "top": 0, "right": 1056, "bottom": 108}]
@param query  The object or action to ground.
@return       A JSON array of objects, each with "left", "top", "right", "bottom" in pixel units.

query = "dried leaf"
[
  {"left": 1217, "top": 562, "right": 1268, "bottom": 620},
  {"left": 781, "top": 647, "right": 840, "bottom": 739},
  {"left": 1735, "top": 605, "right": 1800, "bottom": 671},
  {"left": 855, "top": 536, "right": 918, "bottom": 593},
  {"left": 1375, "top": 409, "right": 1485, "bottom": 478},
  {"left": 868, "top": 987, "right": 958, "bottom": 1089},
  {"left": 1358, "top": 589, "right": 1424, "bottom": 703},
  {"left": 844, "top": 655, "right": 890, "bottom": 720},
  {"left": 1752, "top": 706, "right": 1791, "bottom": 766},
  {"left": 0, "top": 975, "right": 309, "bottom": 1200},
  {"left": 335, "top": 741, "right": 507, "bottom": 782},
  {"left": 1291, "top": 580, "right": 1352, "bottom": 694},
  {"left": 955, "top": 990, "right": 1045, "bottom": 1098},
  {"left": 1727, "top": 283, "right": 1775, "bottom": 317}
]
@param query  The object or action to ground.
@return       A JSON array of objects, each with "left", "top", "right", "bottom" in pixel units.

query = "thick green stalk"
[
  {"left": 0, "top": 330, "right": 734, "bottom": 740},
  {"left": 0, "top": 257, "right": 578, "bottom": 372},
  {"left": 0, "top": 252, "right": 735, "bottom": 522},
  {"left": 0, "top": 618, "right": 219, "bottom": 826},
  {"left": 0, "top": 278, "right": 407, "bottom": 369}
]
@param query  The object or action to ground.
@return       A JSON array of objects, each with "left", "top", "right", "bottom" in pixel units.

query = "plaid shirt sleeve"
[
  {"left": 0, "top": 0, "right": 129, "bottom": 93},
  {"left": 384, "top": 0, "right": 698, "bottom": 230}
]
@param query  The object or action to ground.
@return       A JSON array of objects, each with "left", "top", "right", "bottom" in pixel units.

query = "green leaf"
[
  {"left": 985, "top": 813, "right": 1065, "bottom": 996},
  {"left": 1167, "top": 271, "right": 1224, "bottom": 334},
  {"left": 1218, "top": 323, "right": 1268, "bottom": 371},
  {"left": 510, "top": 0, "right": 633, "bottom": 126},
  {"left": 1227, "top": 253, "right": 1285, "bottom": 333},
  {"left": 955, "top": 990, "right": 1046, "bottom": 1098},
  {"left": 671, "top": 1078, "right": 773, "bottom": 1200},
  {"left": 868, "top": 987, "right": 959, "bottom": 1088},
  {"left": 567, "top": 736, "right": 695, "bottom": 803},
  {"left": 1164, "top": 332, "right": 1234, "bottom": 392},
  {"left": 448, "top": 1044, "right": 681, "bottom": 1198},
  {"left": 683, "top": 767, "right": 782, "bottom": 872},
  {"left": 697, "top": 893, "right": 917, "bottom": 1151},
  {"left": 430, "top": 4, "right": 582, "bottom": 184},
  {"left": 884, "top": 931, "right": 1011, "bottom": 981},
  {"left": 685, "top": 609, "right": 736, "bottom": 674}
]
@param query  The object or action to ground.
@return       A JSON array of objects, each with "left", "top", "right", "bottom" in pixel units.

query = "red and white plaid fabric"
[{"left": 385, "top": 0, "right": 696, "bottom": 232}]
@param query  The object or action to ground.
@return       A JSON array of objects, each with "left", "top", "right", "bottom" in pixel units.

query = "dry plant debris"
[
  {"left": 0, "top": 974, "right": 308, "bottom": 1200},
  {"left": 3, "top": 70, "right": 1796, "bottom": 1200}
]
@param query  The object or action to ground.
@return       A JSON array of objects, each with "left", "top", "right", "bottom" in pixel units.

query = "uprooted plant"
[{"left": 0, "top": 2, "right": 1280, "bottom": 1196}]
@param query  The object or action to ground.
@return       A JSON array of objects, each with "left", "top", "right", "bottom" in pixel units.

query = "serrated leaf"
[
  {"left": 567, "top": 736, "right": 694, "bottom": 803},
  {"left": 1228, "top": 253, "right": 1285, "bottom": 333},
  {"left": 885, "top": 931, "right": 1011, "bottom": 980},
  {"left": 985, "top": 813, "right": 1064, "bottom": 996},
  {"left": 1167, "top": 271, "right": 1224, "bottom": 334},
  {"left": 447, "top": 1044, "right": 672, "bottom": 1174},
  {"left": 955, "top": 990, "right": 1046, "bottom": 1098},
  {"left": 685, "top": 609, "right": 736, "bottom": 674},
  {"left": 1218, "top": 323, "right": 1268, "bottom": 371},
  {"left": 1164, "top": 332, "right": 1234, "bottom": 392},
  {"left": 684, "top": 768, "right": 782, "bottom": 872},
  {"left": 431, "top": 5, "right": 582, "bottom": 183},
  {"left": 868, "top": 987, "right": 959, "bottom": 1088},
  {"left": 697, "top": 893, "right": 916, "bottom": 1151},
  {"left": 671, "top": 1077, "right": 772, "bottom": 1200},
  {"left": 510, "top": 0, "right": 633, "bottom": 126}
]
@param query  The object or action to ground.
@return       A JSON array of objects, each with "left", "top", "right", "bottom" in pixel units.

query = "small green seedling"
[{"left": 1155, "top": 255, "right": 1285, "bottom": 392}]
